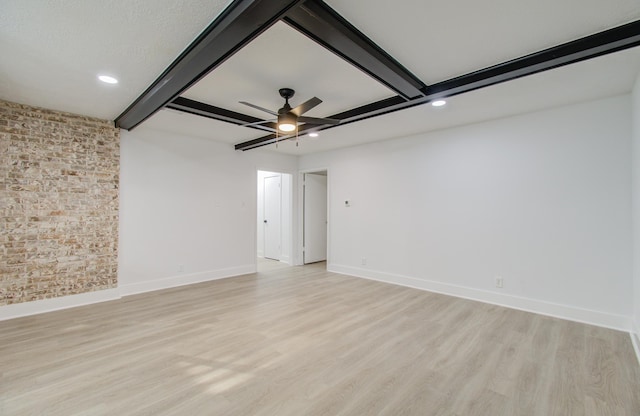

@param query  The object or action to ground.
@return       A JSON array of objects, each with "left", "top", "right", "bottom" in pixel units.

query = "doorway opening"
[
  {"left": 302, "top": 170, "right": 328, "bottom": 266},
  {"left": 257, "top": 170, "right": 293, "bottom": 271}
]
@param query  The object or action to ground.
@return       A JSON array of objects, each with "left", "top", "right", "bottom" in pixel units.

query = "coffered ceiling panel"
[
  {"left": 181, "top": 21, "right": 394, "bottom": 119},
  {"left": 326, "top": 0, "right": 640, "bottom": 83}
]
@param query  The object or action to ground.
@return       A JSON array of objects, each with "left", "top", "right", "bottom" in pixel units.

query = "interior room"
[{"left": 2, "top": 0, "right": 640, "bottom": 414}]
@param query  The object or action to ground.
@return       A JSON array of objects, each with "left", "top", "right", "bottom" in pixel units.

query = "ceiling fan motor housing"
[{"left": 279, "top": 88, "right": 295, "bottom": 100}]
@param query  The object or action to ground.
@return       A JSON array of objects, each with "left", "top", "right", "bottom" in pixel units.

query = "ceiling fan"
[{"left": 240, "top": 88, "right": 340, "bottom": 134}]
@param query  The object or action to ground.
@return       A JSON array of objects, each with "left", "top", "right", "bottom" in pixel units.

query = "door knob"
[{"left": 264, "top": 220, "right": 267, "bottom": 223}]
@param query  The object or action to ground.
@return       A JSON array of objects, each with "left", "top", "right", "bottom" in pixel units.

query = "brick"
[{"left": 0, "top": 100, "right": 119, "bottom": 306}]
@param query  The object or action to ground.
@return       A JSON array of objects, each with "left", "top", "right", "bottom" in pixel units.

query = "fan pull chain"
[{"left": 296, "top": 125, "right": 299, "bottom": 147}]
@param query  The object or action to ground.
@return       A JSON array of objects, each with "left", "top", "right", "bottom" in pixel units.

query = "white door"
[
  {"left": 264, "top": 175, "right": 281, "bottom": 260},
  {"left": 304, "top": 173, "right": 327, "bottom": 264}
]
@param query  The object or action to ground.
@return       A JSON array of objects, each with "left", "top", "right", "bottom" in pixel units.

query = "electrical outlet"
[
  {"left": 178, "top": 264, "right": 184, "bottom": 273},
  {"left": 361, "top": 258, "right": 367, "bottom": 266},
  {"left": 495, "top": 276, "right": 504, "bottom": 288}
]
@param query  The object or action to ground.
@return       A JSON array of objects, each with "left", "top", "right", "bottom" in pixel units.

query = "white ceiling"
[
  {"left": 0, "top": 0, "right": 231, "bottom": 120},
  {"left": 2, "top": 0, "right": 640, "bottom": 155}
]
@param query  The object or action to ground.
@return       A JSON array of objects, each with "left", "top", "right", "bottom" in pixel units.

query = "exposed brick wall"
[{"left": 0, "top": 100, "right": 119, "bottom": 305}]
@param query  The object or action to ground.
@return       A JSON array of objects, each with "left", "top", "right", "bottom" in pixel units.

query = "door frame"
[
  {"left": 262, "top": 174, "right": 282, "bottom": 261},
  {"left": 296, "top": 167, "right": 330, "bottom": 267},
  {"left": 256, "top": 169, "right": 295, "bottom": 269}
]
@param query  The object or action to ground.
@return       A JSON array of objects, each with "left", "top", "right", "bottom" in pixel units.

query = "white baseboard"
[
  {"left": 0, "top": 266, "right": 257, "bottom": 321},
  {"left": 329, "top": 264, "right": 630, "bottom": 332},
  {"left": 119, "top": 265, "right": 255, "bottom": 296},
  {"left": 0, "top": 288, "right": 120, "bottom": 321},
  {"left": 632, "top": 321, "right": 640, "bottom": 366},
  {"left": 1, "top": 264, "right": 632, "bottom": 339}
]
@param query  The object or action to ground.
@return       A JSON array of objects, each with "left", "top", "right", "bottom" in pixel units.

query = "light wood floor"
[{"left": 1, "top": 261, "right": 639, "bottom": 415}]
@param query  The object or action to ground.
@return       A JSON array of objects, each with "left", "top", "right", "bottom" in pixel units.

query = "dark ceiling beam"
[
  {"left": 232, "top": 131, "right": 297, "bottom": 151},
  {"left": 235, "top": 19, "right": 640, "bottom": 151},
  {"left": 425, "top": 19, "right": 640, "bottom": 99},
  {"left": 114, "top": 0, "right": 304, "bottom": 130},
  {"left": 167, "top": 97, "right": 277, "bottom": 132},
  {"left": 283, "top": 0, "right": 426, "bottom": 100}
]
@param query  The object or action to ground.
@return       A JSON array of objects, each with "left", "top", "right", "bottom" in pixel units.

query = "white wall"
[
  {"left": 119, "top": 127, "right": 297, "bottom": 295},
  {"left": 300, "top": 95, "right": 633, "bottom": 329},
  {"left": 117, "top": 93, "right": 634, "bottom": 331},
  {"left": 632, "top": 75, "right": 640, "bottom": 345}
]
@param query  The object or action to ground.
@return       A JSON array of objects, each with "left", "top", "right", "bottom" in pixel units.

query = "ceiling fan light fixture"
[
  {"left": 278, "top": 113, "right": 297, "bottom": 132},
  {"left": 278, "top": 123, "right": 296, "bottom": 132}
]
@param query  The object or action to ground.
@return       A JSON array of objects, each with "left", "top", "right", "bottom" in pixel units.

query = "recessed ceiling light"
[
  {"left": 432, "top": 100, "right": 446, "bottom": 107},
  {"left": 309, "top": 132, "right": 319, "bottom": 137},
  {"left": 98, "top": 75, "right": 118, "bottom": 84}
]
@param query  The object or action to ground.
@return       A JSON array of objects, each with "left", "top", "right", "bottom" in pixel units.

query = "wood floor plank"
[{"left": 1, "top": 259, "right": 639, "bottom": 415}]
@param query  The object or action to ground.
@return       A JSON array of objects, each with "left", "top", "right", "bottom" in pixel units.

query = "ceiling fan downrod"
[{"left": 278, "top": 88, "right": 295, "bottom": 113}]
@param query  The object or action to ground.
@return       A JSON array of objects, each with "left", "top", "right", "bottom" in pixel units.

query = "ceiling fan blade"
[
  {"left": 291, "top": 97, "right": 322, "bottom": 116},
  {"left": 239, "top": 101, "right": 278, "bottom": 116},
  {"left": 239, "top": 119, "right": 276, "bottom": 127},
  {"left": 298, "top": 116, "right": 340, "bottom": 125}
]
